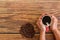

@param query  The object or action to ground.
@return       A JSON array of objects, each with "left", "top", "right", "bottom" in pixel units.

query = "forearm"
[
  {"left": 40, "top": 30, "right": 46, "bottom": 40},
  {"left": 52, "top": 29, "right": 60, "bottom": 40}
]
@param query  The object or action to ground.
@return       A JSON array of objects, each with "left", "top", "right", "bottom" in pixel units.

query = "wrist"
[
  {"left": 40, "top": 31, "right": 45, "bottom": 35},
  {"left": 52, "top": 28, "right": 58, "bottom": 32},
  {"left": 40, "top": 28, "right": 46, "bottom": 32},
  {"left": 40, "top": 30, "right": 45, "bottom": 33}
]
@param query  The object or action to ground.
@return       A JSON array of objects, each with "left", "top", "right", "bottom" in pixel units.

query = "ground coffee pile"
[{"left": 20, "top": 23, "right": 35, "bottom": 38}]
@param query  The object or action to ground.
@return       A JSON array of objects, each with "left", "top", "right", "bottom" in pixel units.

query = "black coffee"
[{"left": 42, "top": 16, "right": 51, "bottom": 25}]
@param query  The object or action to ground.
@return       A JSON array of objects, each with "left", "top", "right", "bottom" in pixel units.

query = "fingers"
[
  {"left": 39, "top": 13, "right": 46, "bottom": 19},
  {"left": 50, "top": 15, "right": 58, "bottom": 31},
  {"left": 36, "top": 16, "right": 44, "bottom": 29},
  {"left": 52, "top": 15, "right": 58, "bottom": 22},
  {"left": 36, "top": 19, "right": 40, "bottom": 28},
  {"left": 51, "top": 15, "right": 54, "bottom": 25}
]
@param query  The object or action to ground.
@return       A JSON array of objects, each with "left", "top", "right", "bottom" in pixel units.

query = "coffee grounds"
[
  {"left": 20, "top": 23, "right": 35, "bottom": 38},
  {"left": 42, "top": 16, "right": 51, "bottom": 25}
]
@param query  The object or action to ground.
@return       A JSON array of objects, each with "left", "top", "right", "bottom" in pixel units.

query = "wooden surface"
[
  {"left": 0, "top": 0, "right": 60, "bottom": 40},
  {"left": 0, "top": 34, "right": 55, "bottom": 40}
]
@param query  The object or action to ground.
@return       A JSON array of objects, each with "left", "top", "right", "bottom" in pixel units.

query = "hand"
[
  {"left": 37, "top": 17, "right": 46, "bottom": 32},
  {"left": 51, "top": 15, "right": 58, "bottom": 31}
]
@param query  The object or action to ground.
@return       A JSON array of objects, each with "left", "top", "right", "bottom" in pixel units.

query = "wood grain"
[
  {"left": 0, "top": 34, "right": 55, "bottom": 40},
  {"left": 0, "top": 1, "right": 60, "bottom": 33},
  {"left": 0, "top": 1, "right": 60, "bottom": 40}
]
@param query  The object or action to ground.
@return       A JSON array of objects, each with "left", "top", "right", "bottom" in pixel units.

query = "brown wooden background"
[{"left": 0, "top": 0, "right": 60, "bottom": 40}]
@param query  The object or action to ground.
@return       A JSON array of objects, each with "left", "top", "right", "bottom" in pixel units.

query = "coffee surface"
[{"left": 42, "top": 16, "right": 51, "bottom": 25}]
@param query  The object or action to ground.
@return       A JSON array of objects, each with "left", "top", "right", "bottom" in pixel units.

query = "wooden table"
[{"left": 0, "top": 0, "right": 60, "bottom": 40}]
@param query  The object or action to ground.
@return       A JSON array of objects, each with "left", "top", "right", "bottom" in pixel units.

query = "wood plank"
[
  {"left": 0, "top": 14, "right": 60, "bottom": 22},
  {"left": 0, "top": 20, "right": 60, "bottom": 33},
  {"left": 0, "top": 34, "right": 55, "bottom": 40},
  {"left": 0, "top": 0, "right": 60, "bottom": 2},
  {"left": 0, "top": 2, "right": 60, "bottom": 15}
]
